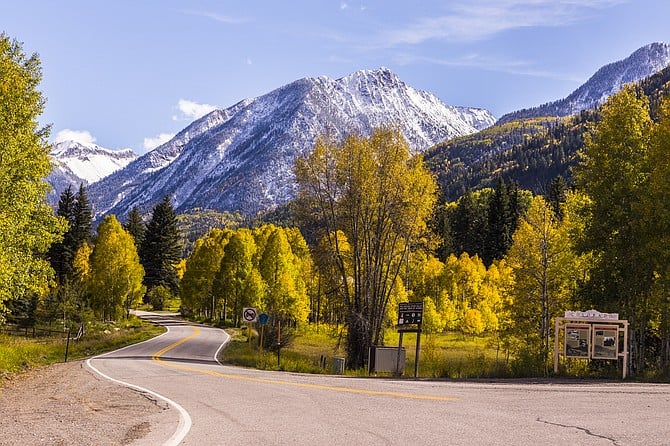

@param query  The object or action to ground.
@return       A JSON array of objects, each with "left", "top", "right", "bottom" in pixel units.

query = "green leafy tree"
[
  {"left": 180, "top": 228, "right": 231, "bottom": 317},
  {"left": 216, "top": 228, "right": 257, "bottom": 326},
  {"left": 140, "top": 196, "right": 182, "bottom": 294},
  {"left": 312, "top": 231, "right": 350, "bottom": 327},
  {"left": 89, "top": 215, "right": 145, "bottom": 320},
  {"left": 258, "top": 226, "right": 309, "bottom": 323},
  {"left": 575, "top": 85, "right": 655, "bottom": 374},
  {"left": 295, "top": 128, "right": 438, "bottom": 368},
  {"left": 146, "top": 285, "right": 171, "bottom": 311},
  {"left": 484, "top": 178, "right": 517, "bottom": 265},
  {"left": 0, "top": 34, "right": 65, "bottom": 320},
  {"left": 642, "top": 95, "right": 670, "bottom": 370},
  {"left": 505, "top": 196, "right": 578, "bottom": 374},
  {"left": 450, "top": 189, "right": 490, "bottom": 258}
]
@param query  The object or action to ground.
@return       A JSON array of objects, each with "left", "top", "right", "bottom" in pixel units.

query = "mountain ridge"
[
  {"left": 88, "top": 67, "right": 495, "bottom": 219},
  {"left": 47, "top": 140, "right": 138, "bottom": 204},
  {"left": 497, "top": 42, "right": 670, "bottom": 124}
]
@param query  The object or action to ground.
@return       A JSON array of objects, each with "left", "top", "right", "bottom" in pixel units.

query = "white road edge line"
[
  {"left": 214, "top": 329, "right": 231, "bottom": 366},
  {"left": 86, "top": 324, "right": 191, "bottom": 446}
]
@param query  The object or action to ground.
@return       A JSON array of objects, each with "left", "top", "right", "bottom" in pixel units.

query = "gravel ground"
[{"left": 0, "top": 360, "right": 176, "bottom": 445}]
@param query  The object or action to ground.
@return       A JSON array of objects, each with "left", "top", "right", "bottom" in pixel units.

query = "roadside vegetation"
[
  {"left": 218, "top": 323, "right": 620, "bottom": 379},
  {"left": 0, "top": 316, "right": 163, "bottom": 385}
]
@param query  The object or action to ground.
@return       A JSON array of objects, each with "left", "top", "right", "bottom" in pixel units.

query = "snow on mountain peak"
[
  {"left": 498, "top": 42, "right": 670, "bottom": 124},
  {"left": 89, "top": 67, "right": 495, "bottom": 219},
  {"left": 50, "top": 140, "right": 139, "bottom": 185}
]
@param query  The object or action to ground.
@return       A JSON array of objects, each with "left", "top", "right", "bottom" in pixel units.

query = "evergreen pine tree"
[
  {"left": 140, "top": 196, "right": 181, "bottom": 294},
  {"left": 451, "top": 190, "right": 489, "bottom": 256},
  {"left": 485, "top": 177, "right": 511, "bottom": 265},
  {"left": 48, "top": 186, "right": 77, "bottom": 283},
  {"left": 48, "top": 184, "right": 93, "bottom": 284},
  {"left": 508, "top": 180, "right": 522, "bottom": 230},
  {"left": 73, "top": 183, "right": 92, "bottom": 248},
  {"left": 124, "top": 206, "right": 146, "bottom": 247},
  {"left": 547, "top": 175, "right": 567, "bottom": 220}
]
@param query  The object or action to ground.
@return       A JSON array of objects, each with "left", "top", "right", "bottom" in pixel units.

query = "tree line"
[{"left": 3, "top": 34, "right": 670, "bottom": 377}]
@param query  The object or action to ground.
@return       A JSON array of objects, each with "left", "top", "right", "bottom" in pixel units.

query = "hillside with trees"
[
  {"left": 423, "top": 63, "right": 670, "bottom": 203},
  {"left": 423, "top": 113, "right": 591, "bottom": 201}
]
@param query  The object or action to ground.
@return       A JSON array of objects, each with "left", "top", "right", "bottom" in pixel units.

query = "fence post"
[{"left": 64, "top": 327, "right": 71, "bottom": 363}]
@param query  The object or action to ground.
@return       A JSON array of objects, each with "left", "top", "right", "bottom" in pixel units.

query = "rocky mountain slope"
[
  {"left": 498, "top": 42, "right": 670, "bottom": 124},
  {"left": 89, "top": 67, "right": 495, "bottom": 218},
  {"left": 47, "top": 140, "right": 138, "bottom": 204}
]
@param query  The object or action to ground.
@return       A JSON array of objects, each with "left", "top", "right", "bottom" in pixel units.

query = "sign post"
[
  {"left": 397, "top": 301, "right": 424, "bottom": 378},
  {"left": 277, "top": 319, "right": 281, "bottom": 367},
  {"left": 242, "top": 307, "right": 258, "bottom": 344},
  {"left": 258, "top": 313, "right": 269, "bottom": 353}
]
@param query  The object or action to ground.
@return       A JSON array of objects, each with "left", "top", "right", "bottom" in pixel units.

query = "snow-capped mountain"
[
  {"left": 498, "top": 42, "right": 670, "bottom": 124},
  {"left": 90, "top": 67, "right": 495, "bottom": 218},
  {"left": 47, "top": 140, "right": 138, "bottom": 204}
]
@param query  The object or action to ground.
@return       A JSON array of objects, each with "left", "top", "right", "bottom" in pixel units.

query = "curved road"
[{"left": 88, "top": 312, "right": 670, "bottom": 445}]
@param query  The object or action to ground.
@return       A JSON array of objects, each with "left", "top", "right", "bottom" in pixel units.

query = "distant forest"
[{"left": 423, "top": 62, "right": 670, "bottom": 203}]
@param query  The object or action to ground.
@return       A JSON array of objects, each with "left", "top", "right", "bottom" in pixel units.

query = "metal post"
[
  {"left": 622, "top": 321, "right": 629, "bottom": 379},
  {"left": 554, "top": 317, "right": 561, "bottom": 374},
  {"left": 260, "top": 325, "right": 265, "bottom": 353},
  {"left": 414, "top": 324, "right": 421, "bottom": 378},
  {"left": 277, "top": 320, "right": 281, "bottom": 367},
  {"left": 396, "top": 331, "right": 404, "bottom": 376}
]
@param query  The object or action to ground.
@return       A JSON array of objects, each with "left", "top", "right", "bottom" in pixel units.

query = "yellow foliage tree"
[
  {"left": 295, "top": 128, "right": 438, "bottom": 368},
  {"left": 0, "top": 34, "right": 65, "bottom": 319},
  {"left": 505, "top": 196, "right": 578, "bottom": 372},
  {"left": 89, "top": 216, "right": 145, "bottom": 320}
]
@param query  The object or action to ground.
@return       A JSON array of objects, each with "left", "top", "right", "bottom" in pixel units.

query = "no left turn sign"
[{"left": 242, "top": 307, "right": 258, "bottom": 323}]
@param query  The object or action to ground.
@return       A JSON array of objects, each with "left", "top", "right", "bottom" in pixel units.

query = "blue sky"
[{"left": 2, "top": 0, "right": 669, "bottom": 153}]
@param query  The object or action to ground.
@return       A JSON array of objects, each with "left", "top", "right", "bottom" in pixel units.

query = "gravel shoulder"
[{"left": 0, "top": 359, "right": 177, "bottom": 445}]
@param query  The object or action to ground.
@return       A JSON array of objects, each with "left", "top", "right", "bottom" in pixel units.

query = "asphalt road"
[{"left": 88, "top": 312, "right": 670, "bottom": 446}]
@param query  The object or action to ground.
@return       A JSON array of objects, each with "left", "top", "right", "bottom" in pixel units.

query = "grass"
[
  {"left": 220, "top": 324, "right": 347, "bottom": 374},
  {"left": 219, "top": 323, "right": 508, "bottom": 378},
  {"left": 0, "top": 316, "right": 164, "bottom": 386}
]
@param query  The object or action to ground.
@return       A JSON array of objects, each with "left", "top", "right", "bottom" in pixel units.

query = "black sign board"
[{"left": 398, "top": 302, "right": 424, "bottom": 326}]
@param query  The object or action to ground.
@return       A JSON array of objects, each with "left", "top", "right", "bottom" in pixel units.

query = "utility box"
[
  {"left": 368, "top": 346, "right": 405, "bottom": 375},
  {"left": 332, "top": 357, "right": 346, "bottom": 374}
]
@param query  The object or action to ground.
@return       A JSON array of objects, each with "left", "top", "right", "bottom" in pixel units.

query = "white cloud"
[
  {"left": 340, "top": 2, "right": 348, "bottom": 10},
  {"left": 383, "top": 0, "right": 626, "bottom": 45},
  {"left": 176, "top": 99, "right": 218, "bottom": 121},
  {"left": 143, "top": 133, "right": 175, "bottom": 151},
  {"left": 53, "top": 129, "right": 97, "bottom": 145}
]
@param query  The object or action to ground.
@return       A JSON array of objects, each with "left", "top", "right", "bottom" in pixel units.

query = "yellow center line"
[
  {"left": 152, "top": 326, "right": 202, "bottom": 361},
  {"left": 151, "top": 326, "right": 457, "bottom": 402}
]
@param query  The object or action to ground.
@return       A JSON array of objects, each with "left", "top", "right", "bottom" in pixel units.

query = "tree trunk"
[{"left": 346, "top": 312, "right": 371, "bottom": 369}]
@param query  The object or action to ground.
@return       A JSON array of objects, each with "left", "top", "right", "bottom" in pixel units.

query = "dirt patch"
[{"left": 0, "top": 360, "right": 174, "bottom": 445}]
